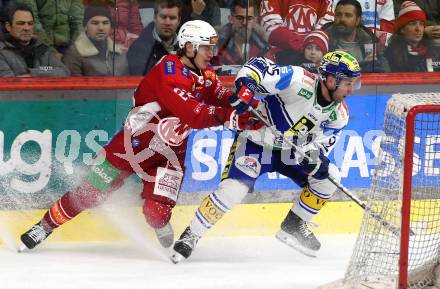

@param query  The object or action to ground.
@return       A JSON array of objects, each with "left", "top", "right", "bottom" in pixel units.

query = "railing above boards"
[{"left": 0, "top": 72, "right": 439, "bottom": 91}]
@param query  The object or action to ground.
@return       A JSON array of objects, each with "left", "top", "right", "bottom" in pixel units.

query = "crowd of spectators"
[{"left": 0, "top": 0, "right": 439, "bottom": 77}]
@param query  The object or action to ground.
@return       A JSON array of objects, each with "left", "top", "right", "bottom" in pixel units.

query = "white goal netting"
[{"left": 320, "top": 93, "right": 440, "bottom": 289}]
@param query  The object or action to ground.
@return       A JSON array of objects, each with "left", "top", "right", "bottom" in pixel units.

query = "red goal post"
[
  {"left": 320, "top": 93, "right": 440, "bottom": 289},
  {"left": 400, "top": 102, "right": 440, "bottom": 289}
]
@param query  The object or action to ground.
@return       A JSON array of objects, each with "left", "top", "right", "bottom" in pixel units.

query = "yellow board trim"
[{"left": 0, "top": 202, "right": 365, "bottom": 245}]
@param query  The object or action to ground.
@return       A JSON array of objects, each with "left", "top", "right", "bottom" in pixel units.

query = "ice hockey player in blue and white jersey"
[{"left": 170, "top": 51, "right": 362, "bottom": 263}]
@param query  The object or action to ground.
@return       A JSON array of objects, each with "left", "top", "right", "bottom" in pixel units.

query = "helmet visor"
[
  {"left": 198, "top": 44, "right": 219, "bottom": 56},
  {"left": 338, "top": 76, "right": 361, "bottom": 91}
]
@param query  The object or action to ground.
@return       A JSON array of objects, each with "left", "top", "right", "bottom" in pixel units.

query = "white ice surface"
[{"left": 0, "top": 234, "right": 356, "bottom": 289}]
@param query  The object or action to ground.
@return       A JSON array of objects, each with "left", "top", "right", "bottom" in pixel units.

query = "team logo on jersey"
[
  {"left": 298, "top": 88, "right": 313, "bottom": 99},
  {"left": 181, "top": 66, "right": 189, "bottom": 78},
  {"left": 164, "top": 61, "right": 175, "bottom": 75},
  {"left": 285, "top": 116, "right": 315, "bottom": 137},
  {"left": 286, "top": 4, "right": 318, "bottom": 33},
  {"left": 157, "top": 117, "right": 191, "bottom": 146},
  {"left": 235, "top": 156, "right": 261, "bottom": 178},
  {"left": 204, "top": 70, "right": 216, "bottom": 80}
]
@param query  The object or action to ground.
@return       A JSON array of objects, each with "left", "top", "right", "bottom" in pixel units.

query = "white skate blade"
[
  {"left": 170, "top": 250, "right": 184, "bottom": 264},
  {"left": 275, "top": 230, "right": 318, "bottom": 258},
  {"left": 17, "top": 243, "right": 29, "bottom": 253}
]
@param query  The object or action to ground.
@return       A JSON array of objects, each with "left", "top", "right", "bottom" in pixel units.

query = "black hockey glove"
[{"left": 299, "top": 149, "right": 330, "bottom": 180}]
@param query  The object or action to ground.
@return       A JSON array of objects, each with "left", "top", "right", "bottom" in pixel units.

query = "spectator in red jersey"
[
  {"left": 212, "top": 0, "right": 270, "bottom": 66},
  {"left": 260, "top": 0, "right": 334, "bottom": 57},
  {"left": 385, "top": 1, "right": 440, "bottom": 72},
  {"left": 19, "top": 20, "right": 262, "bottom": 252}
]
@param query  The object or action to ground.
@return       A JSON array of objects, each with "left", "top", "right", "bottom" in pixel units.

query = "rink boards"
[
  {"left": 0, "top": 93, "right": 398, "bottom": 207},
  {"left": 0, "top": 202, "right": 364, "bottom": 246}
]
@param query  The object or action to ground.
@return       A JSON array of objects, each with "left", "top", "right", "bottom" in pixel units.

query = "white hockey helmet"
[{"left": 177, "top": 20, "right": 218, "bottom": 51}]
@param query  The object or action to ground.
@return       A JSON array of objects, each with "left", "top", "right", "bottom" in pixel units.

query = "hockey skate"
[
  {"left": 275, "top": 210, "right": 321, "bottom": 257},
  {"left": 19, "top": 222, "right": 52, "bottom": 252},
  {"left": 170, "top": 227, "right": 200, "bottom": 264},
  {"left": 154, "top": 223, "right": 174, "bottom": 248}
]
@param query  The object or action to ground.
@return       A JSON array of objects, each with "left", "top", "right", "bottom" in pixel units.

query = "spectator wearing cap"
[
  {"left": 322, "top": 0, "right": 390, "bottom": 72},
  {"left": 62, "top": 5, "right": 129, "bottom": 75},
  {"left": 211, "top": 0, "right": 270, "bottom": 66},
  {"left": 385, "top": 1, "right": 440, "bottom": 72},
  {"left": 276, "top": 30, "right": 329, "bottom": 73},
  {"left": 0, "top": 3, "right": 70, "bottom": 77},
  {"left": 17, "top": 0, "right": 84, "bottom": 59},
  {"left": 85, "top": 0, "right": 144, "bottom": 50},
  {"left": 409, "top": 0, "right": 440, "bottom": 46}
]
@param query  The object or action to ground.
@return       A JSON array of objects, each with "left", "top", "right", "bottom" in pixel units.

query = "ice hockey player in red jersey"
[
  {"left": 19, "top": 20, "right": 261, "bottom": 251},
  {"left": 261, "top": 0, "right": 334, "bottom": 53}
]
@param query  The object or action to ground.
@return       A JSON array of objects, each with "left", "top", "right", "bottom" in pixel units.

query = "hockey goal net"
[{"left": 319, "top": 93, "right": 440, "bottom": 289}]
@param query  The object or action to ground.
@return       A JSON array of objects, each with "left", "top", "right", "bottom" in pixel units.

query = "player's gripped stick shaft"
[{"left": 248, "top": 106, "right": 414, "bottom": 237}]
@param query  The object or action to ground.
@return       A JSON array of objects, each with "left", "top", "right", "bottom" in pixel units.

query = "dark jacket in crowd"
[
  {"left": 127, "top": 22, "right": 178, "bottom": 76},
  {"left": 0, "top": 34, "right": 70, "bottom": 77},
  {"left": 62, "top": 31, "right": 129, "bottom": 76},
  {"left": 323, "top": 22, "right": 390, "bottom": 72},
  {"left": 385, "top": 35, "right": 440, "bottom": 72},
  {"left": 181, "top": 0, "right": 221, "bottom": 27},
  {"left": 212, "top": 23, "right": 270, "bottom": 66},
  {"left": 412, "top": 0, "right": 440, "bottom": 25}
]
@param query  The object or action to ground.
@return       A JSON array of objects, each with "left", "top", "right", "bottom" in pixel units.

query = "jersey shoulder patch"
[{"left": 164, "top": 60, "right": 176, "bottom": 75}]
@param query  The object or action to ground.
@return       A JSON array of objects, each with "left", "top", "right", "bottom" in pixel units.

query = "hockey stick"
[{"left": 248, "top": 107, "right": 413, "bottom": 237}]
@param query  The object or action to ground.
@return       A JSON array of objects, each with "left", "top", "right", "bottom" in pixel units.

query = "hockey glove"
[
  {"left": 225, "top": 110, "right": 263, "bottom": 131},
  {"left": 228, "top": 85, "right": 259, "bottom": 115},
  {"left": 298, "top": 149, "right": 330, "bottom": 180}
]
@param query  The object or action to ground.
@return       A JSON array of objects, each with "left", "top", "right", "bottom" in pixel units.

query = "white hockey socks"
[{"left": 190, "top": 178, "right": 249, "bottom": 237}]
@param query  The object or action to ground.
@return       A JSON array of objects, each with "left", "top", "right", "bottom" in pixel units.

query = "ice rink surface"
[{"left": 0, "top": 234, "right": 356, "bottom": 289}]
